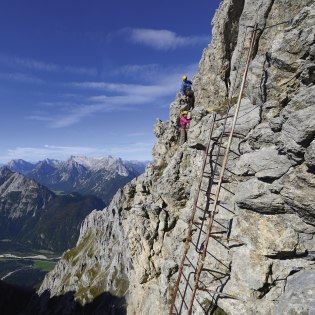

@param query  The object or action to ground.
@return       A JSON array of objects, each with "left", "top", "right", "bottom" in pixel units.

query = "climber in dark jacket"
[{"left": 180, "top": 75, "right": 195, "bottom": 109}]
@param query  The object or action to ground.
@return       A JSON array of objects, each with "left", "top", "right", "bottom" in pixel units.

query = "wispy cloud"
[
  {"left": 0, "top": 54, "right": 97, "bottom": 76},
  {"left": 71, "top": 81, "right": 178, "bottom": 97},
  {"left": 74, "top": 62, "right": 199, "bottom": 98},
  {"left": 105, "top": 141, "right": 153, "bottom": 157},
  {"left": 111, "top": 64, "right": 160, "bottom": 81},
  {"left": 27, "top": 63, "right": 198, "bottom": 128},
  {"left": 1, "top": 145, "right": 99, "bottom": 163},
  {"left": 27, "top": 100, "right": 132, "bottom": 128},
  {"left": 0, "top": 143, "right": 153, "bottom": 163},
  {"left": 63, "top": 65, "right": 97, "bottom": 76},
  {"left": 26, "top": 115, "right": 55, "bottom": 122},
  {"left": 110, "top": 28, "right": 209, "bottom": 51},
  {"left": 0, "top": 72, "right": 44, "bottom": 84},
  {"left": 126, "top": 132, "right": 152, "bottom": 137},
  {"left": 111, "top": 62, "right": 198, "bottom": 82}
]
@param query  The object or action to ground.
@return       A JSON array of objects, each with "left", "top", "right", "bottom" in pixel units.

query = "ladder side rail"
[
  {"left": 193, "top": 105, "right": 236, "bottom": 252},
  {"left": 169, "top": 113, "right": 217, "bottom": 315},
  {"left": 178, "top": 271, "right": 197, "bottom": 313},
  {"left": 187, "top": 25, "right": 258, "bottom": 315},
  {"left": 192, "top": 26, "right": 251, "bottom": 251}
]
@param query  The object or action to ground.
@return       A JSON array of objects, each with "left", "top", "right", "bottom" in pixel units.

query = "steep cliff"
[{"left": 39, "top": 1, "right": 315, "bottom": 314}]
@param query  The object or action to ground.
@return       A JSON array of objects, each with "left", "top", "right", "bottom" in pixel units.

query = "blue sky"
[{"left": 0, "top": 0, "right": 221, "bottom": 163}]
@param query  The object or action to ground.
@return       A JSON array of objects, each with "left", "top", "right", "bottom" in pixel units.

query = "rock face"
[
  {"left": 39, "top": 1, "right": 315, "bottom": 314},
  {"left": 0, "top": 167, "right": 54, "bottom": 219}
]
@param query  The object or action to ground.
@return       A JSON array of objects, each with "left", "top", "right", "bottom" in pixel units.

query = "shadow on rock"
[
  {"left": 0, "top": 281, "right": 126, "bottom": 315},
  {"left": 24, "top": 289, "right": 127, "bottom": 315},
  {"left": 0, "top": 280, "right": 35, "bottom": 315}
]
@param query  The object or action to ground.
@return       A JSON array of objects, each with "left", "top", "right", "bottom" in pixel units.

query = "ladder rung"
[
  {"left": 213, "top": 219, "right": 228, "bottom": 229},
  {"left": 202, "top": 174, "right": 212, "bottom": 179},
  {"left": 196, "top": 205, "right": 205, "bottom": 211},
  {"left": 210, "top": 230, "right": 227, "bottom": 235},
  {"left": 210, "top": 133, "right": 229, "bottom": 141},
  {"left": 196, "top": 287, "right": 244, "bottom": 301},
  {"left": 203, "top": 172, "right": 220, "bottom": 178},
  {"left": 201, "top": 268, "right": 230, "bottom": 276},
  {"left": 214, "top": 115, "right": 234, "bottom": 122},
  {"left": 197, "top": 216, "right": 208, "bottom": 221},
  {"left": 193, "top": 221, "right": 203, "bottom": 225}
]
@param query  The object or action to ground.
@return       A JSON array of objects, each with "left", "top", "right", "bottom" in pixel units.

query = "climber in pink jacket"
[
  {"left": 179, "top": 111, "right": 191, "bottom": 144},
  {"left": 179, "top": 111, "right": 191, "bottom": 129}
]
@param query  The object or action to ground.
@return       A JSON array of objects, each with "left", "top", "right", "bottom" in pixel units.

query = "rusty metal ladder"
[{"left": 169, "top": 25, "right": 258, "bottom": 315}]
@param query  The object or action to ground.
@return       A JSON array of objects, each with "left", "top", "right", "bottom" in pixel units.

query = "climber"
[
  {"left": 180, "top": 75, "right": 195, "bottom": 110},
  {"left": 179, "top": 111, "right": 191, "bottom": 145}
]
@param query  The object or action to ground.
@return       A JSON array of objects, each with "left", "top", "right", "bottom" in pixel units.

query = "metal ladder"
[{"left": 169, "top": 25, "right": 258, "bottom": 315}]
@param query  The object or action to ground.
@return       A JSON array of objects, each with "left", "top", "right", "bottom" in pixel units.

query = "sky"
[{"left": 0, "top": 0, "right": 222, "bottom": 163}]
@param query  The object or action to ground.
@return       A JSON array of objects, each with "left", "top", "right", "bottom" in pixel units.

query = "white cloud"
[
  {"left": 64, "top": 65, "right": 97, "bottom": 76},
  {"left": 125, "top": 28, "right": 209, "bottom": 51},
  {"left": 27, "top": 99, "right": 133, "bottom": 128},
  {"left": 111, "top": 64, "right": 160, "bottom": 80},
  {"left": 72, "top": 81, "right": 178, "bottom": 97},
  {"left": 0, "top": 54, "right": 97, "bottom": 76},
  {"left": 71, "top": 62, "right": 200, "bottom": 98},
  {"left": 26, "top": 115, "right": 55, "bottom": 122},
  {"left": 14, "top": 57, "right": 59, "bottom": 72},
  {"left": 0, "top": 145, "right": 97, "bottom": 163},
  {"left": 106, "top": 142, "right": 153, "bottom": 158},
  {"left": 126, "top": 132, "right": 152, "bottom": 137},
  {"left": 0, "top": 143, "right": 153, "bottom": 163},
  {"left": 0, "top": 72, "right": 44, "bottom": 84},
  {"left": 28, "top": 63, "right": 199, "bottom": 128},
  {"left": 111, "top": 62, "right": 198, "bottom": 83}
]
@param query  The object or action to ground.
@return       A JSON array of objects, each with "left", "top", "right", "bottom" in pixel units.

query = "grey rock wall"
[{"left": 39, "top": 0, "right": 315, "bottom": 314}]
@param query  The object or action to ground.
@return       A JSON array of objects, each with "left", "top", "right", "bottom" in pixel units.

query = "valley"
[
  {"left": 0, "top": 256, "right": 58, "bottom": 290},
  {"left": 0, "top": 241, "right": 59, "bottom": 290},
  {"left": 0, "top": 156, "right": 147, "bottom": 295}
]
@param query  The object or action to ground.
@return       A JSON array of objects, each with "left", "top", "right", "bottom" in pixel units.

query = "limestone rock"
[
  {"left": 274, "top": 270, "right": 315, "bottom": 315},
  {"left": 305, "top": 139, "right": 315, "bottom": 168},
  {"left": 235, "top": 178, "right": 285, "bottom": 213},
  {"left": 37, "top": 1, "right": 315, "bottom": 315},
  {"left": 235, "top": 146, "right": 293, "bottom": 179},
  {"left": 280, "top": 163, "right": 315, "bottom": 224}
]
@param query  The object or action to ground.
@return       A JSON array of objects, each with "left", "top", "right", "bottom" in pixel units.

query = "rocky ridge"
[
  {"left": 0, "top": 167, "right": 105, "bottom": 253},
  {"left": 39, "top": 1, "right": 315, "bottom": 314},
  {"left": 6, "top": 156, "right": 147, "bottom": 204},
  {"left": 0, "top": 167, "right": 54, "bottom": 219}
]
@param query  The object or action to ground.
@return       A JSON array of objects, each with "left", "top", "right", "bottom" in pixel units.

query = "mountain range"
[
  {"left": 5, "top": 156, "right": 148, "bottom": 204},
  {"left": 0, "top": 167, "right": 105, "bottom": 253}
]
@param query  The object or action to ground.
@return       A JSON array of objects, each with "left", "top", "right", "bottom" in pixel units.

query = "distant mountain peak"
[
  {"left": 5, "top": 156, "right": 148, "bottom": 203},
  {"left": 0, "top": 166, "right": 13, "bottom": 177},
  {"left": 0, "top": 168, "right": 55, "bottom": 219},
  {"left": 5, "top": 159, "right": 35, "bottom": 173}
]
